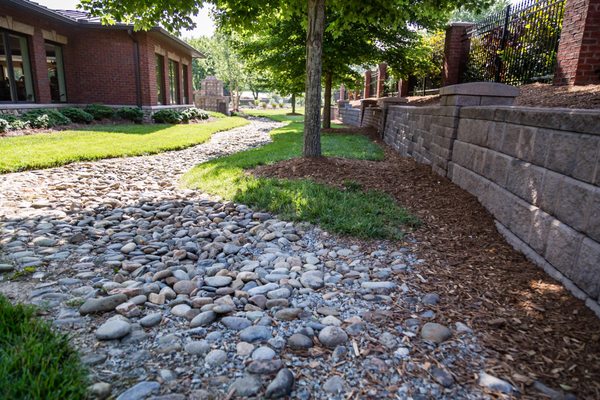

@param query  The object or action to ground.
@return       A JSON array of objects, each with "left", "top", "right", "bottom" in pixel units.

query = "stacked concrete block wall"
[
  {"left": 361, "top": 107, "right": 382, "bottom": 131},
  {"left": 339, "top": 107, "right": 361, "bottom": 127},
  {"left": 382, "top": 82, "right": 600, "bottom": 315},
  {"left": 449, "top": 107, "right": 600, "bottom": 312}
]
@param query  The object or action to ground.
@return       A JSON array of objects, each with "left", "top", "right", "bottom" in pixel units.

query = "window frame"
[
  {"left": 155, "top": 53, "right": 166, "bottom": 105},
  {"left": 168, "top": 59, "right": 180, "bottom": 105},
  {"left": 45, "top": 40, "right": 68, "bottom": 103},
  {"left": 0, "top": 29, "right": 36, "bottom": 104}
]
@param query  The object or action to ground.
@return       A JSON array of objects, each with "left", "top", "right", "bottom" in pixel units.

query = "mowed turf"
[
  {"left": 183, "top": 116, "right": 418, "bottom": 239},
  {"left": 0, "top": 117, "right": 248, "bottom": 173}
]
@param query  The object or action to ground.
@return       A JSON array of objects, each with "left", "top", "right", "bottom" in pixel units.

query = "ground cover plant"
[
  {"left": 183, "top": 115, "right": 417, "bottom": 239},
  {"left": 0, "top": 117, "right": 248, "bottom": 173},
  {"left": 0, "top": 295, "right": 88, "bottom": 400}
]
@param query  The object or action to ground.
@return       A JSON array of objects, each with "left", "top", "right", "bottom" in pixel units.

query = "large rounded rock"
[
  {"left": 205, "top": 349, "right": 227, "bottom": 366},
  {"left": 318, "top": 326, "right": 348, "bottom": 348},
  {"left": 96, "top": 319, "right": 131, "bottom": 340},
  {"left": 287, "top": 333, "right": 313, "bottom": 350},
  {"left": 190, "top": 311, "right": 217, "bottom": 328},
  {"left": 300, "top": 271, "right": 324, "bottom": 289},
  {"left": 221, "top": 316, "right": 252, "bottom": 331},
  {"left": 204, "top": 276, "right": 232, "bottom": 288},
  {"left": 173, "top": 280, "right": 195, "bottom": 295},
  {"left": 240, "top": 325, "right": 272, "bottom": 342},
  {"left": 265, "top": 368, "right": 294, "bottom": 398},
  {"left": 80, "top": 294, "right": 128, "bottom": 315},
  {"left": 420, "top": 322, "right": 452, "bottom": 344}
]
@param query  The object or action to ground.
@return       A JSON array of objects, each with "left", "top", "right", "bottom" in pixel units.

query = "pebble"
[
  {"left": 190, "top": 311, "right": 217, "bottom": 328},
  {"left": 79, "top": 294, "right": 128, "bottom": 315},
  {"left": 88, "top": 382, "right": 112, "bottom": 400},
  {"left": 139, "top": 313, "right": 162, "bottom": 328},
  {"left": 205, "top": 349, "right": 227, "bottom": 366},
  {"left": 221, "top": 316, "right": 252, "bottom": 330},
  {"left": 287, "top": 333, "right": 313, "bottom": 350},
  {"left": 252, "top": 346, "right": 276, "bottom": 360},
  {"left": 265, "top": 368, "right": 294, "bottom": 398},
  {"left": 96, "top": 319, "right": 131, "bottom": 340},
  {"left": 318, "top": 326, "right": 348, "bottom": 348},
  {"left": 478, "top": 372, "right": 519, "bottom": 395},
  {"left": 185, "top": 340, "right": 210, "bottom": 355},
  {"left": 116, "top": 381, "right": 160, "bottom": 400},
  {"left": 323, "top": 376, "right": 348, "bottom": 394},
  {"left": 230, "top": 376, "right": 262, "bottom": 397},
  {"left": 420, "top": 322, "right": 452, "bottom": 344},
  {"left": 240, "top": 326, "right": 272, "bottom": 342}
]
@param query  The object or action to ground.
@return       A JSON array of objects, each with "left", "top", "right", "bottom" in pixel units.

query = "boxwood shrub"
[
  {"left": 21, "top": 109, "right": 71, "bottom": 128},
  {"left": 58, "top": 107, "right": 94, "bottom": 124},
  {"left": 152, "top": 107, "right": 209, "bottom": 124},
  {"left": 117, "top": 107, "right": 144, "bottom": 123},
  {"left": 84, "top": 104, "right": 115, "bottom": 120}
]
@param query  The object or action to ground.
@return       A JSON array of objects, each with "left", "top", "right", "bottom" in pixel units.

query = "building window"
[
  {"left": 182, "top": 64, "right": 189, "bottom": 104},
  {"left": 155, "top": 54, "right": 165, "bottom": 105},
  {"left": 169, "top": 59, "right": 180, "bottom": 105},
  {"left": 0, "top": 31, "right": 35, "bottom": 103},
  {"left": 45, "top": 42, "right": 67, "bottom": 103}
]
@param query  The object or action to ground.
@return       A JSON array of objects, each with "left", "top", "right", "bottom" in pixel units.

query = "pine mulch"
[{"left": 252, "top": 131, "right": 600, "bottom": 399}]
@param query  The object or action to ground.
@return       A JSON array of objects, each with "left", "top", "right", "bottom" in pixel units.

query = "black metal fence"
[{"left": 463, "top": 0, "right": 565, "bottom": 85}]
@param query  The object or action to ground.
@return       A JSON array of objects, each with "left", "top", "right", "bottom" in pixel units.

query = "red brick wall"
[
  {"left": 0, "top": 3, "right": 195, "bottom": 106},
  {"left": 363, "top": 70, "right": 371, "bottom": 99},
  {"left": 554, "top": 0, "right": 600, "bottom": 85},
  {"left": 442, "top": 23, "right": 473, "bottom": 86}
]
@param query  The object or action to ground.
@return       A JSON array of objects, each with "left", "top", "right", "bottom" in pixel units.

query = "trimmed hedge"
[
  {"left": 117, "top": 107, "right": 144, "bottom": 123},
  {"left": 20, "top": 109, "right": 71, "bottom": 128},
  {"left": 84, "top": 104, "right": 115, "bottom": 120},
  {"left": 152, "top": 107, "right": 209, "bottom": 124},
  {"left": 59, "top": 107, "right": 94, "bottom": 124}
]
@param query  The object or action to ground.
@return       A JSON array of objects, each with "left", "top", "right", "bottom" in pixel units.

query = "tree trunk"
[
  {"left": 291, "top": 93, "right": 296, "bottom": 114},
  {"left": 303, "top": 0, "right": 325, "bottom": 158},
  {"left": 322, "top": 70, "right": 332, "bottom": 129}
]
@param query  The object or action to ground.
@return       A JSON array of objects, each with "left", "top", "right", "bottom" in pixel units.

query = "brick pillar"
[
  {"left": 339, "top": 84, "right": 346, "bottom": 101},
  {"left": 398, "top": 79, "right": 409, "bottom": 97},
  {"left": 363, "top": 70, "right": 371, "bottom": 98},
  {"left": 30, "top": 28, "right": 52, "bottom": 103},
  {"left": 376, "top": 63, "right": 387, "bottom": 98},
  {"left": 554, "top": 0, "right": 600, "bottom": 85},
  {"left": 442, "top": 22, "right": 473, "bottom": 87}
]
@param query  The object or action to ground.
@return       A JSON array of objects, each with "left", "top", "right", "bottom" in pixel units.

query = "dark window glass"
[
  {"left": 182, "top": 64, "right": 189, "bottom": 104},
  {"left": 0, "top": 32, "right": 35, "bottom": 103},
  {"left": 155, "top": 54, "right": 165, "bottom": 105},
  {"left": 169, "top": 59, "right": 180, "bottom": 105},
  {"left": 46, "top": 42, "right": 67, "bottom": 103}
]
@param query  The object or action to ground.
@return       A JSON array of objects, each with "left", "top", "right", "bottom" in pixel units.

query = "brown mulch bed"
[
  {"left": 253, "top": 134, "right": 600, "bottom": 399},
  {"left": 517, "top": 83, "right": 600, "bottom": 109},
  {"left": 403, "top": 83, "right": 600, "bottom": 110}
]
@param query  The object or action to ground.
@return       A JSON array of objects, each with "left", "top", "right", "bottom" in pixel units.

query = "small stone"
[
  {"left": 96, "top": 319, "right": 131, "bottom": 340},
  {"left": 455, "top": 321, "right": 473, "bottom": 333},
  {"left": 185, "top": 340, "right": 210, "bottom": 355},
  {"left": 223, "top": 244, "right": 241, "bottom": 255},
  {"left": 479, "top": 372, "right": 519, "bottom": 395},
  {"left": 205, "top": 349, "right": 227, "bottom": 366},
  {"left": 120, "top": 243, "right": 136, "bottom": 254},
  {"left": 88, "top": 382, "right": 112, "bottom": 400},
  {"left": 318, "top": 326, "right": 348, "bottom": 348},
  {"left": 171, "top": 304, "right": 191, "bottom": 317},
  {"left": 360, "top": 281, "right": 396, "bottom": 293},
  {"left": 321, "top": 315, "right": 342, "bottom": 326},
  {"left": 422, "top": 293, "right": 440, "bottom": 305},
  {"left": 204, "top": 276, "right": 232, "bottom": 287},
  {"left": 240, "top": 326, "right": 272, "bottom": 342},
  {"left": 323, "top": 376, "right": 347, "bottom": 394},
  {"left": 116, "top": 381, "right": 160, "bottom": 400},
  {"left": 0, "top": 264, "right": 15, "bottom": 273},
  {"left": 420, "top": 322, "right": 452, "bottom": 344},
  {"left": 252, "top": 346, "right": 276, "bottom": 360},
  {"left": 190, "top": 311, "right": 217, "bottom": 328},
  {"left": 431, "top": 367, "right": 454, "bottom": 388},
  {"left": 173, "top": 280, "right": 195, "bottom": 295},
  {"left": 300, "top": 271, "right": 324, "bottom": 289},
  {"left": 140, "top": 313, "right": 162, "bottom": 328},
  {"left": 274, "top": 307, "right": 302, "bottom": 321},
  {"left": 287, "top": 333, "right": 313, "bottom": 350},
  {"left": 265, "top": 368, "right": 294, "bottom": 398},
  {"left": 246, "top": 359, "right": 283, "bottom": 375},
  {"left": 236, "top": 341, "right": 255, "bottom": 356},
  {"left": 79, "top": 294, "right": 128, "bottom": 315},
  {"left": 267, "top": 288, "right": 291, "bottom": 299},
  {"left": 221, "top": 316, "right": 252, "bottom": 330},
  {"left": 229, "top": 376, "right": 262, "bottom": 397}
]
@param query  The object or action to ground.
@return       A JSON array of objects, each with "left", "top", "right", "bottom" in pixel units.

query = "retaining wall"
[
  {"left": 339, "top": 107, "right": 361, "bottom": 127},
  {"left": 384, "top": 101, "right": 600, "bottom": 314}
]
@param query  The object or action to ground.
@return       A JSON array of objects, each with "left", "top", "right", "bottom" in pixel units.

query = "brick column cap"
[
  {"left": 440, "top": 82, "right": 520, "bottom": 98},
  {"left": 448, "top": 22, "right": 475, "bottom": 27}
]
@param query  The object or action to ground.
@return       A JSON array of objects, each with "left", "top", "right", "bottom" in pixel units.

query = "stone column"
[
  {"left": 376, "top": 63, "right": 387, "bottom": 98},
  {"left": 442, "top": 22, "right": 474, "bottom": 87},
  {"left": 339, "top": 84, "right": 346, "bottom": 101},
  {"left": 554, "top": 0, "right": 600, "bottom": 85},
  {"left": 363, "top": 70, "right": 371, "bottom": 98}
]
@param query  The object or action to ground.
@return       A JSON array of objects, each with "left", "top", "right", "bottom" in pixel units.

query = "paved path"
[{"left": 0, "top": 119, "right": 499, "bottom": 399}]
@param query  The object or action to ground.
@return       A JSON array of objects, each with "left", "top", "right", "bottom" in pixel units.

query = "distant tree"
[{"left": 451, "top": 0, "right": 510, "bottom": 22}]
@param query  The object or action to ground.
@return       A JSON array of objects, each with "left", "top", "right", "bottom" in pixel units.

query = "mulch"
[{"left": 253, "top": 130, "right": 600, "bottom": 399}]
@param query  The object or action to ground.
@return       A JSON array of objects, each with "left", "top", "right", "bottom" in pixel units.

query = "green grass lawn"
[
  {"left": 0, "top": 295, "right": 88, "bottom": 399},
  {"left": 183, "top": 116, "right": 418, "bottom": 239},
  {"left": 0, "top": 117, "right": 248, "bottom": 173}
]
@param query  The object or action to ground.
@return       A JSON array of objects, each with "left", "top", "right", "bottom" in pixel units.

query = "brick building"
[{"left": 0, "top": 0, "right": 202, "bottom": 113}]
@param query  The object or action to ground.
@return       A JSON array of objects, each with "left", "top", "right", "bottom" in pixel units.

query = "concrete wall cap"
[
  {"left": 448, "top": 22, "right": 475, "bottom": 27},
  {"left": 440, "top": 82, "right": 520, "bottom": 98}
]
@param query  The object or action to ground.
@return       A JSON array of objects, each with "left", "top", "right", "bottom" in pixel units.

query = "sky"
[{"left": 32, "top": 0, "right": 216, "bottom": 37}]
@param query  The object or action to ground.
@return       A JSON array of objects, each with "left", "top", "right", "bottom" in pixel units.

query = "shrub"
[
  {"left": 84, "top": 104, "right": 115, "bottom": 120},
  {"left": 253, "top": 99, "right": 260, "bottom": 106},
  {"left": 117, "top": 107, "right": 144, "bottom": 123},
  {"left": 59, "top": 107, "right": 94, "bottom": 124},
  {"left": 271, "top": 102, "right": 277, "bottom": 109},
  {"left": 0, "top": 119, "right": 9, "bottom": 133},
  {"left": 181, "top": 107, "right": 209, "bottom": 121},
  {"left": 260, "top": 102, "right": 267, "bottom": 109},
  {"left": 278, "top": 102, "right": 284, "bottom": 108},
  {"left": 11, "top": 120, "right": 30, "bottom": 130},
  {"left": 152, "top": 109, "right": 183, "bottom": 124},
  {"left": 21, "top": 109, "right": 71, "bottom": 128}
]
